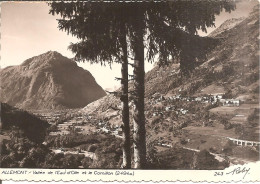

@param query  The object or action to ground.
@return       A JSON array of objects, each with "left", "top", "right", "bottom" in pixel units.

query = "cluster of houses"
[
  {"left": 157, "top": 142, "right": 172, "bottom": 148},
  {"left": 48, "top": 115, "right": 90, "bottom": 136},
  {"left": 49, "top": 121, "right": 84, "bottom": 136},
  {"left": 150, "top": 92, "right": 240, "bottom": 107},
  {"left": 222, "top": 99, "right": 240, "bottom": 106},
  {"left": 152, "top": 107, "right": 188, "bottom": 117},
  {"left": 51, "top": 148, "right": 96, "bottom": 160},
  {"left": 36, "top": 112, "right": 63, "bottom": 124},
  {"left": 49, "top": 114, "right": 124, "bottom": 138},
  {"left": 156, "top": 137, "right": 174, "bottom": 148},
  {"left": 96, "top": 120, "right": 123, "bottom": 138}
]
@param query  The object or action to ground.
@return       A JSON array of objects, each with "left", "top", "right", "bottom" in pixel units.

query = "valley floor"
[{"left": 29, "top": 94, "right": 259, "bottom": 169}]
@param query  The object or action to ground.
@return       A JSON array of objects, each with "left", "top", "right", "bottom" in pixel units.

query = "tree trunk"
[
  {"left": 132, "top": 17, "right": 146, "bottom": 169},
  {"left": 120, "top": 27, "right": 131, "bottom": 169}
]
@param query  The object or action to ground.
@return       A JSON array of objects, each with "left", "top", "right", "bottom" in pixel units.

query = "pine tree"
[
  {"left": 49, "top": 2, "right": 132, "bottom": 168},
  {"left": 49, "top": 1, "right": 236, "bottom": 169}
]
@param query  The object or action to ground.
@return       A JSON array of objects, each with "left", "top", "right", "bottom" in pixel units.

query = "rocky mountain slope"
[
  {"left": 208, "top": 17, "right": 245, "bottom": 38},
  {"left": 84, "top": 5, "right": 259, "bottom": 114},
  {"left": 0, "top": 51, "right": 106, "bottom": 110},
  {"left": 144, "top": 4, "right": 259, "bottom": 98}
]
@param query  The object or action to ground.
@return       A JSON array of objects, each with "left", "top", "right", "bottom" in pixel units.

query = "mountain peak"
[
  {"left": 21, "top": 51, "right": 75, "bottom": 70},
  {"left": 0, "top": 52, "right": 106, "bottom": 110},
  {"left": 44, "top": 50, "right": 63, "bottom": 58}
]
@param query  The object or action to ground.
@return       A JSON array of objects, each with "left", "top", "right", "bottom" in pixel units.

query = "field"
[
  {"left": 180, "top": 122, "right": 259, "bottom": 162},
  {"left": 183, "top": 122, "right": 237, "bottom": 139},
  {"left": 230, "top": 116, "right": 248, "bottom": 124},
  {"left": 209, "top": 106, "right": 240, "bottom": 115},
  {"left": 210, "top": 103, "right": 258, "bottom": 116}
]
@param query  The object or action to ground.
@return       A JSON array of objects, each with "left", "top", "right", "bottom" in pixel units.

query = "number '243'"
[{"left": 214, "top": 172, "right": 224, "bottom": 176}]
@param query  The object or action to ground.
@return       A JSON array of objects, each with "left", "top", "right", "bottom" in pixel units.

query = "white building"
[{"left": 223, "top": 99, "right": 240, "bottom": 106}]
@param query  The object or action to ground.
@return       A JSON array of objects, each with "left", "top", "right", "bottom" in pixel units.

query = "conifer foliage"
[{"left": 49, "top": 1, "right": 236, "bottom": 168}]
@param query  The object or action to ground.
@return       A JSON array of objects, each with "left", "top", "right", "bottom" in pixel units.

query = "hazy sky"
[{"left": 0, "top": 1, "right": 258, "bottom": 89}]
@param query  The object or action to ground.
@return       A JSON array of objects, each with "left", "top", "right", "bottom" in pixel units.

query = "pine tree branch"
[
  {"left": 115, "top": 77, "right": 133, "bottom": 81},
  {"left": 105, "top": 90, "right": 120, "bottom": 96},
  {"left": 128, "top": 91, "right": 137, "bottom": 96},
  {"left": 115, "top": 77, "right": 124, "bottom": 81},
  {"left": 127, "top": 56, "right": 134, "bottom": 60},
  {"left": 109, "top": 105, "right": 121, "bottom": 111},
  {"left": 128, "top": 63, "right": 135, "bottom": 67}
]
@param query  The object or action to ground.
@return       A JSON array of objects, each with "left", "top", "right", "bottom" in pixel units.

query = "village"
[
  {"left": 38, "top": 110, "right": 123, "bottom": 138},
  {"left": 150, "top": 92, "right": 240, "bottom": 106},
  {"left": 39, "top": 90, "right": 255, "bottom": 142},
  {"left": 31, "top": 86, "right": 259, "bottom": 166},
  {"left": 146, "top": 91, "right": 259, "bottom": 161}
]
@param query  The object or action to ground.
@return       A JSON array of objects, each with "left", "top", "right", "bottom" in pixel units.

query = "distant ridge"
[
  {"left": 0, "top": 51, "right": 106, "bottom": 110},
  {"left": 209, "top": 17, "right": 245, "bottom": 38}
]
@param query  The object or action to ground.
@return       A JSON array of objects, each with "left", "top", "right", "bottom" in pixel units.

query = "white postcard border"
[{"left": 0, "top": 161, "right": 259, "bottom": 182}]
